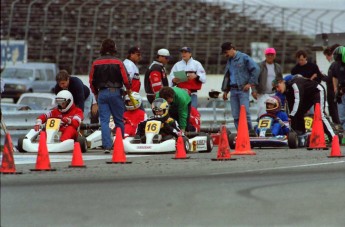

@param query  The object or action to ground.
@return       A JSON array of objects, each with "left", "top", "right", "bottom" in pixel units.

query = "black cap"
[
  {"left": 220, "top": 42, "right": 235, "bottom": 53},
  {"left": 128, "top": 46, "right": 141, "bottom": 54}
]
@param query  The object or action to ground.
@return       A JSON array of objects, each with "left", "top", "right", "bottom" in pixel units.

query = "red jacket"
[{"left": 124, "top": 109, "right": 147, "bottom": 136}]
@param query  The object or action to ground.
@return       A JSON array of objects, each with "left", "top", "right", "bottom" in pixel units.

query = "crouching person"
[{"left": 34, "top": 90, "right": 84, "bottom": 141}]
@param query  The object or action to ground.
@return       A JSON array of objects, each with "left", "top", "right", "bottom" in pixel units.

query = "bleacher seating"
[{"left": 1, "top": 0, "right": 315, "bottom": 75}]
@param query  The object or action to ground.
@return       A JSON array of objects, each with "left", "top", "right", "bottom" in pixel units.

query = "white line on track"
[{"left": 209, "top": 160, "right": 345, "bottom": 176}]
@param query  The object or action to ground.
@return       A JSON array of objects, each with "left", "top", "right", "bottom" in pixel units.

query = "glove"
[
  {"left": 34, "top": 119, "right": 42, "bottom": 131},
  {"left": 62, "top": 117, "right": 72, "bottom": 125},
  {"left": 276, "top": 118, "right": 285, "bottom": 127}
]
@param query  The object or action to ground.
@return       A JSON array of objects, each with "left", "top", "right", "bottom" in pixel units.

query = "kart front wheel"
[
  {"left": 17, "top": 136, "right": 27, "bottom": 153},
  {"left": 77, "top": 136, "right": 88, "bottom": 153},
  {"left": 288, "top": 131, "right": 298, "bottom": 149},
  {"left": 229, "top": 133, "right": 236, "bottom": 149},
  {"left": 200, "top": 134, "right": 213, "bottom": 153},
  {"left": 183, "top": 136, "right": 190, "bottom": 153}
]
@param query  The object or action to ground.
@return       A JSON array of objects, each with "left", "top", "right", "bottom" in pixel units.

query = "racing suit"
[
  {"left": 256, "top": 111, "right": 289, "bottom": 136},
  {"left": 123, "top": 108, "right": 147, "bottom": 137},
  {"left": 144, "top": 61, "right": 169, "bottom": 104},
  {"left": 123, "top": 58, "right": 141, "bottom": 93},
  {"left": 169, "top": 57, "right": 206, "bottom": 108},
  {"left": 36, "top": 104, "right": 84, "bottom": 141},
  {"left": 284, "top": 76, "right": 335, "bottom": 139}
]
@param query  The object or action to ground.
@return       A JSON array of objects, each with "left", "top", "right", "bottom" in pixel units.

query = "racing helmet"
[
  {"left": 124, "top": 92, "right": 142, "bottom": 110},
  {"left": 151, "top": 98, "right": 169, "bottom": 118},
  {"left": 55, "top": 90, "right": 74, "bottom": 113},
  {"left": 265, "top": 96, "right": 281, "bottom": 114},
  {"left": 332, "top": 46, "right": 345, "bottom": 63}
]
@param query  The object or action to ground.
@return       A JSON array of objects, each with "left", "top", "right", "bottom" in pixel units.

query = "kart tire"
[
  {"left": 17, "top": 136, "right": 27, "bottom": 153},
  {"left": 77, "top": 136, "right": 88, "bottom": 153},
  {"left": 200, "top": 134, "right": 213, "bottom": 153},
  {"left": 183, "top": 136, "right": 190, "bottom": 153},
  {"left": 229, "top": 133, "right": 236, "bottom": 150},
  {"left": 288, "top": 131, "right": 298, "bottom": 149}
]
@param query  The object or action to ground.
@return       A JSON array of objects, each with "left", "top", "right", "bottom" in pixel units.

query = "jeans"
[
  {"left": 230, "top": 89, "right": 252, "bottom": 130},
  {"left": 191, "top": 93, "right": 198, "bottom": 108},
  {"left": 338, "top": 94, "right": 345, "bottom": 129},
  {"left": 98, "top": 88, "right": 125, "bottom": 149}
]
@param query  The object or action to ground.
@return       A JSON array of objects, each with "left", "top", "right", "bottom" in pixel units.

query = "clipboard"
[{"left": 173, "top": 71, "right": 188, "bottom": 83}]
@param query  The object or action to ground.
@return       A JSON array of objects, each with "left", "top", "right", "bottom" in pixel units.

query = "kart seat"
[{"left": 209, "top": 90, "right": 221, "bottom": 99}]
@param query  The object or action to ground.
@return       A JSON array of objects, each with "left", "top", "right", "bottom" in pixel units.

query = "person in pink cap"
[{"left": 256, "top": 47, "right": 283, "bottom": 117}]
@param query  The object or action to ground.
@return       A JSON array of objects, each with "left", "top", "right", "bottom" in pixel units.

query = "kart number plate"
[
  {"left": 258, "top": 119, "right": 272, "bottom": 129},
  {"left": 145, "top": 120, "right": 161, "bottom": 133},
  {"left": 304, "top": 117, "right": 313, "bottom": 130},
  {"left": 46, "top": 118, "right": 61, "bottom": 130}
]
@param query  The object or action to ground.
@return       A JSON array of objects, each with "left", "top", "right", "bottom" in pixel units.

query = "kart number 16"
[{"left": 145, "top": 121, "right": 161, "bottom": 133}]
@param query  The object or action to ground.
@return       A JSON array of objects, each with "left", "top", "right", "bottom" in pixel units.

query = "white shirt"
[
  {"left": 169, "top": 57, "right": 206, "bottom": 86},
  {"left": 123, "top": 59, "right": 139, "bottom": 80},
  {"left": 265, "top": 62, "right": 275, "bottom": 93}
]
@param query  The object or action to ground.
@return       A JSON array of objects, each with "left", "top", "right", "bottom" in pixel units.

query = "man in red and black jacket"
[
  {"left": 89, "top": 38, "right": 131, "bottom": 153},
  {"left": 144, "top": 48, "right": 170, "bottom": 104}
]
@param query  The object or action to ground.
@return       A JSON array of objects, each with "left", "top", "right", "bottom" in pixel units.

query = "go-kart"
[
  {"left": 17, "top": 118, "right": 87, "bottom": 153},
  {"left": 228, "top": 114, "right": 299, "bottom": 149},
  {"left": 124, "top": 120, "right": 213, "bottom": 154}
]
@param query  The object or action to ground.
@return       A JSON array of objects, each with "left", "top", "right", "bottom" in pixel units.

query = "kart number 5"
[{"left": 258, "top": 119, "right": 271, "bottom": 129}]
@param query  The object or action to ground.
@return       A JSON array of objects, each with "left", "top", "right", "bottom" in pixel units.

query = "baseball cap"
[
  {"left": 220, "top": 42, "right": 235, "bottom": 53},
  {"left": 180, "top": 46, "right": 191, "bottom": 52},
  {"left": 271, "top": 78, "right": 282, "bottom": 88},
  {"left": 265, "top": 47, "right": 276, "bottom": 55},
  {"left": 128, "top": 46, "right": 141, "bottom": 54},
  {"left": 157, "top": 49, "right": 171, "bottom": 58}
]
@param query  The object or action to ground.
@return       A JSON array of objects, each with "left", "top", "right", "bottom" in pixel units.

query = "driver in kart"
[
  {"left": 34, "top": 90, "right": 84, "bottom": 141},
  {"left": 255, "top": 96, "right": 289, "bottom": 137},
  {"left": 135, "top": 98, "right": 181, "bottom": 141}
]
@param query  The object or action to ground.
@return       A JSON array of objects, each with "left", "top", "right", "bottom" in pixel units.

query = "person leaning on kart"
[
  {"left": 135, "top": 98, "right": 181, "bottom": 142},
  {"left": 34, "top": 90, "right": 84, "bottom": 141},
  {"left": 255, "top": 96, "right": 289, "bottom": 137}
]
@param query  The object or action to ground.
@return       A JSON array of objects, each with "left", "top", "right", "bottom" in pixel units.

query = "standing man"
[
  {"left": 123, "top": 46, "right": 142, "bottom": 93},
  {"left": 256, "top": 47, "right": 283, "bottom": 117},
  {"left": 89, "top": 38, "right": 131, "bottom": 153},
  {"left": 55, "top": 70, "right": 93, "bottom": 121},
  {"left": 332, "top": 46, "right": 345, "bottom": 130},
  {"left": 144, "top": 49, "right": 170, "bottom": 104},
  {"left": 273, "top": 75, "right": 335, "bottom": 141},
  {"left": 169, "top": 46, "right": 206, "bottom": 108},
  {"left": 291, "top": 50, "right": 322, "bottom": 83},
  {"left": 220, "top": 42, "right": 260, "bottom": 130}
]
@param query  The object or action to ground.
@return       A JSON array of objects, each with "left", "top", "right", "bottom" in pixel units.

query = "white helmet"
[
  {"left": 124, "top": 92, "right": 142, "bottom": 110},
  {"left": 56, "top": 90, "right": 74, "bottom": 113}
]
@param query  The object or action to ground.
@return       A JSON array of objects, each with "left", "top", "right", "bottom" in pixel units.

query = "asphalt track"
[{"left": 1, "top": 146, "right": 345, "bottom": 227}]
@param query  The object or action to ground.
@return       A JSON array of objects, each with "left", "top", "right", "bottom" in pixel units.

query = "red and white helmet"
[{"left": 265, "top": 96, "right": 281, "bottom": 114}]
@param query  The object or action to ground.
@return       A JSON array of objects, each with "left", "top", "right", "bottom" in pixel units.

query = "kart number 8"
[{"left": 46, "top": 118, "right": 61, "bottom": 130}]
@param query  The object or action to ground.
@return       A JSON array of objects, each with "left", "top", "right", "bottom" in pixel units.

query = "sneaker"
[{"left": 104, "top": 149, "right": 112, "bottom": 154}]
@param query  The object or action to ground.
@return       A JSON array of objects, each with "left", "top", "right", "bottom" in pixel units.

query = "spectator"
[
  {"left": 89, "top": 38, "right": 131, "bottom": 153},
  {"left": 256, "top": 47, "right": 283, "bottom": 117},
  {"left": 34, "top": 90, "right": 84, "bottom": 141},
  {"left": 273, "top": 75, "right": 335, "bottom": 142},
  {"left": 123, "top": 46, "right": 142, "bottom": 93},
  {"left": 144, "top": 49, "right": 170, "bottom": 104},
  {"left": 323, "top": 44, "right": 341, "bottom": 125},
  {"left": 169, "top": 46, "right": 206, "bottom": 108},
  {"left": 55, "top": 70, "right": 93, "bottom": 121},
  {"left": 220, "top": 42, "right": 260, "bottom": 130},
  {"left": 156, "top": 86, "right": 193, "bottom": 132},
  {"left": 291, "top": 50, "right": 322, "bottom": 83},
  {"left": 0, "top": 76, "right": 4, "bottom": 94},
  {"left": 332, "top": 46, "right": 345, "bottom": 130}
]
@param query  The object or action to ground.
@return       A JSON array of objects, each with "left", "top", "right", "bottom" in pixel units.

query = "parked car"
[
  {"left": 16, "top": 93, "right": 56, "bottom": 110},
  {"left": 1, "top": 62, "right": 58, "bottom": 102}
]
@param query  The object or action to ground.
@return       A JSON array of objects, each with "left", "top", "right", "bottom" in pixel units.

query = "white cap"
[{"left": 157, "top": 48, "right": 170, "bottom": 57}]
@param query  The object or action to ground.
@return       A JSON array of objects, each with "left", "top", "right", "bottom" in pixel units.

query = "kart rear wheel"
[
  {"left": 77, "top": 136, "right": 88, "bottom": 153},
  {"left": 183, "top": 136, "right": 190, "bottom": 153},
  {"left": 17, "top": 136, "right": 27, "bottom": 153},
  {"left": 229, "top": 133, "right": 236, "bottom": 149},
  {"left": 288, "top": 131, "right": 298, "bottom": 149},
  {"left": 200, "top": 134, "right": 213, "bottom": 153}
]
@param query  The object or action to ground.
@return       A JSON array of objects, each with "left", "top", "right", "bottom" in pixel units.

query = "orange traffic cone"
[
  {"left": 0, "top": 133, "right": 22, "bottom": 174},
  {"left": 106, "top": 127, "right": 132, "bottom": 164},
  {"left": 211, "top": 125, "right": 236, "bottom": 161},
  {"left": 30, "top": 131, "right": 56, "bottom": 171},
  {"left": 173, "top": 134, "right": 190, "bottom": 159},
  {"left": 327, "top": 135, "right": 344, "bottom": 158},
  {"left": 69, "top": 142, "right": 86, "bottom": 168},
  {"left": 232, "top": 105, "right": 256, "bottom": 155},
  {"left": 307, "top": 103, "right": 328, "bottom": 150}
]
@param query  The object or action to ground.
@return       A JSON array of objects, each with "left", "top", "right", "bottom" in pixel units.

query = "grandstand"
[{"left": 1, "top": 0, "right": 331, "bottom": 75}]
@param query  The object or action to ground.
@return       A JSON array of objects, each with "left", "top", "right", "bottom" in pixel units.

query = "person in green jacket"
[{"left": 156, "top": 86, "right": 193, "bottom": 132}]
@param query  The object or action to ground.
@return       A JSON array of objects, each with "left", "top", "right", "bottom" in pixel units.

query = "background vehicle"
[
  {"left": 1, "top": 63, "right": 58, "bottom": 102},
  {"left": 16, "top": 92, "right": 56, "bottom": 110}
]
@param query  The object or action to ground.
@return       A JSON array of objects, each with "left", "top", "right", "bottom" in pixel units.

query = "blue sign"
[{"left": 1, "top": 40, "right": 28, "bottom": 68}]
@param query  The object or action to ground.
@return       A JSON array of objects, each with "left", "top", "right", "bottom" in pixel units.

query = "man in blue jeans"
[
  {"left": 89, "top": 38, "right": 132, "bottom": 153},
  {"left": 220, "top": 42, "right": 260, "bottom": 130}
]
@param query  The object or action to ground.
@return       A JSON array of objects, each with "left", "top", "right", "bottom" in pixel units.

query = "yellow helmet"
[{"left": 151, "top": 98, "right": 169, "bottom": 118}]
